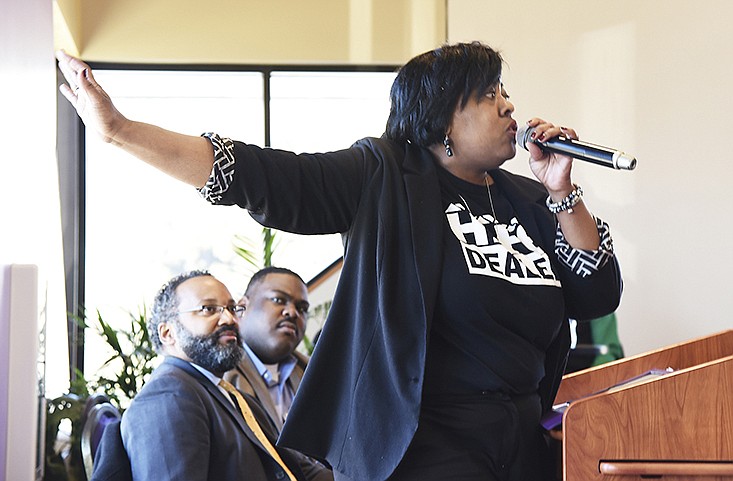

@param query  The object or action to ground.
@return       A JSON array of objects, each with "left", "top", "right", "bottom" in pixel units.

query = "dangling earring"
[{"left": 443, "top": 134, "right": 453, "bottom": 157}]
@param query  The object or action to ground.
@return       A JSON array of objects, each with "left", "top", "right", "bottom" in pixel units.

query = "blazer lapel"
[
  {"left": 289, "top": 352, "right": 309, "bottom": 393},
  {"left": 403, "top": 144, "right": 444, "bottom": 331},
  {"left": 164, "top": 356, "right": 272, "bottom": 454},
  {"left": 238, "top": 353, "right": 283, "bottom": 430}
]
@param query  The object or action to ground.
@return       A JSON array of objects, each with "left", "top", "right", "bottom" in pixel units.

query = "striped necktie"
[{"left": 219, "top": 379, "right": 297, "bottom": 481}]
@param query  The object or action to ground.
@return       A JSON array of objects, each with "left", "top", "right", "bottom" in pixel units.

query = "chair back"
[
  {"left": 80, "top": 400, "right": 122, "bottom": 480},
  {"left": 88, "top": 419, "right": 132, "bottom": 481}
]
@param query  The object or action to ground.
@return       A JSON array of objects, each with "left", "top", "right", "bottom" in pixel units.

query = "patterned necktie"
[{"left": 219, "top": 379, "right": 297, "bottom": 481}]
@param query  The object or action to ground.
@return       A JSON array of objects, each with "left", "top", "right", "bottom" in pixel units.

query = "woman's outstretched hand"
[{"left": 56, "top": 50, "right": 127, "bottom": 145}]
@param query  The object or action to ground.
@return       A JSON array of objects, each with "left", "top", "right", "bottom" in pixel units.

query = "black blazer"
[{"left": 219, "top": 137, "right": 623, "bottom": 481}]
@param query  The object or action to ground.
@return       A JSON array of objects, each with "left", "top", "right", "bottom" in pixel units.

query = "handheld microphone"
[{"left": 516, "top": 125, "right": 637, "bottom": 170}]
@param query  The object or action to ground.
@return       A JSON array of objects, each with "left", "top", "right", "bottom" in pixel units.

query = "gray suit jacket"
[
  {"left": 121, "top": 356, "right": 305, "bottom": 481},
  {"left": 225, "top": 350, "right": 333, "bottom": 481}
]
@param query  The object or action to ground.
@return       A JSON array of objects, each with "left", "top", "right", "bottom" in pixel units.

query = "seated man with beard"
[{"left": 119, "top": 270, "right": 309, "bottom": 481}]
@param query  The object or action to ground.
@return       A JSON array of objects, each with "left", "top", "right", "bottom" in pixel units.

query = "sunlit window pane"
[
  {"left": 84, "top": 70, "right": 267, "bottom": 378},
  {"left": 270, "top": 71, "right": 396, "bottom": 152}
]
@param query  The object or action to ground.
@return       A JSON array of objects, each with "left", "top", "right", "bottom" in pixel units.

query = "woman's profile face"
[{"left": 444, "top": 83, "right": 518, "bottom": 182}]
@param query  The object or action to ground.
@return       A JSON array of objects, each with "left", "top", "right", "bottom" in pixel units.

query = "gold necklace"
[
  {"left": 457, "top": 174, "right": 499, "bottom": 225},
  {"left": 484, "top": 174, "right": 498, "bottom": 224}
]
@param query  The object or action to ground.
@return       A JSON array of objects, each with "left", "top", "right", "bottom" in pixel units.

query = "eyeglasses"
[{"left": 178, "top": 305, "right": 246, "bottom": 318}]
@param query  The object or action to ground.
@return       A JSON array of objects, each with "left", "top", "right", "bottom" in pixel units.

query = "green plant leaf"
[
  {"left": 96, "top": 309, "right": 123, "bottom": 354},
  {"left": 233, "top": 227, "right": 280, "bottom": 269},
  {"left": 301, "top": 333, "right": 314, "bottom": 355}
]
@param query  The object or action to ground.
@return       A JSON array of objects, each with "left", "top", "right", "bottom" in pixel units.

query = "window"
[{"left": 80, "top": 66, "right": 397, "bottom": 377}]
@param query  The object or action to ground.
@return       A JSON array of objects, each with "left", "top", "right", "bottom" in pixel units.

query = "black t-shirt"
[{"left": 422, "top": 167, "right": 566, "bottom": 397}]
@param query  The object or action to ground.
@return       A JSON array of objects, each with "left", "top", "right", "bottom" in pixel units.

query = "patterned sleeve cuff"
[
  {"left": 555, "top": 216, "right": 615, "bottom": 278},
  {"left": 197, "top": 132, "right": 236, "bottom": 204}
]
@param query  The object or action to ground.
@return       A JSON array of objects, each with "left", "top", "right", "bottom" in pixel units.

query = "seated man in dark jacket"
[{"left": 93, "top": 270, "right": 324, "bottom": 481}]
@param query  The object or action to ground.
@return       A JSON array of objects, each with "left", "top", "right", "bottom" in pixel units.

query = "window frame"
[{"left": 57, "top": 61, "right": 398, "bottom": 380}]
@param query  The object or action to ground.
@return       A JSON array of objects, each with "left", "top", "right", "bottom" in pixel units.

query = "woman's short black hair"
[{"left": 384, "top": 41, "right": 504, "bottom": 147}]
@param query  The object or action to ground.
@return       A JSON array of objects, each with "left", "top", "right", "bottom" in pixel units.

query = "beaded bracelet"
[{"left": 546, "top": 184, "right": 583, "bottom": 214}]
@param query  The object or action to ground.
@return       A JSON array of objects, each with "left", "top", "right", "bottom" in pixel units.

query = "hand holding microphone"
[{"left": 516, "top": 124, "right": 637, "bottom": 170}]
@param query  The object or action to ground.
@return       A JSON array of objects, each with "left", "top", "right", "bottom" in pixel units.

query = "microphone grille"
[{"left": 515, "top": 124, "right": 534, "bottom": 151}]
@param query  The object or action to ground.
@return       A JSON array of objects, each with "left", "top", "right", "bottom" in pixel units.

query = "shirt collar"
[
  {"left": 243, "top": 342, "right": 297, "bottom": 388},
  {"left": 189, "top": 361, "right": 222, "bottom": 385}
]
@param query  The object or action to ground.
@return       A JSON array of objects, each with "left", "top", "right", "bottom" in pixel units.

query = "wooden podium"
[{"left": 555, "top": 330, "right": 733, "bottom": 480}]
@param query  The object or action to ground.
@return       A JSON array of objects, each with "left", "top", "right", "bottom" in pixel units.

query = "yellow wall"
[
  {"left": 54, "top": 0, "right": 446, "bottom": 64},
  {"left": 53, "top": 0, "right": 81, "bottom": 55}
]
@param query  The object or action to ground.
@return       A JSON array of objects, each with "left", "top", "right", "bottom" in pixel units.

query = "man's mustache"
[{"left": 213, "top": 325, "right": 241, "bottom": 344}]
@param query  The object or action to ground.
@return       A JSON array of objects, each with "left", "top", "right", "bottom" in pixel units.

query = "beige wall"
[
  {"left": 54, "top": 0, "right": 446, "bottom": 64},
  {"left": 449, "top": 0, "right": 733, "bottom": 356}
]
